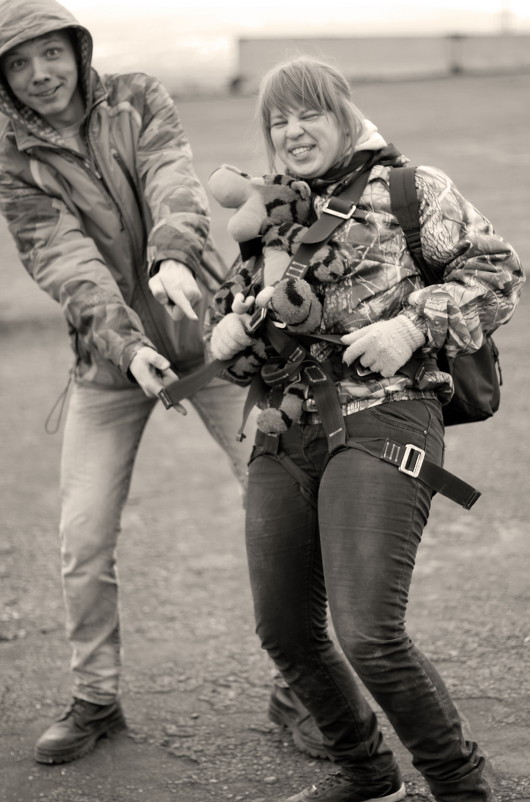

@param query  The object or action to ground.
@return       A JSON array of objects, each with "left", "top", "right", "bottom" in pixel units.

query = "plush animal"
[
  {"left": 208, "top": 164, "right": 312, "bottom": 315},
  {"left": 208, "top": 165, "right": 351, "bottom": 434}
]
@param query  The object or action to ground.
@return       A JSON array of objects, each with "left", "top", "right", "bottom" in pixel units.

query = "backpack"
[{"left": 389, "top": 166, "right": 502, "bottom": 426}]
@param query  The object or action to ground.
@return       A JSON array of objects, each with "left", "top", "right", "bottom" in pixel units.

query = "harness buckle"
[
  {"left": 158, "top": 388, "right": 173, "bottom": 410},
  {"left": 246, "top": 307, "right": 267, "bottom": 333},
  {"left": 322, "top": 197, "right": 356, "bottom": 220},
  {"left": 399, "top": 444, "right": 425, "bottom": 478},
  {"left": 304, "top": 364, "right": 329, "bottom": 384}
]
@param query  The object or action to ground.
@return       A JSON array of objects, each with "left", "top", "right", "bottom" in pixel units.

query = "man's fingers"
[
  {"left": 158, "top": 368, "right": 187, "bottom": 415},
  {"left": 148, "top": 274, "right": 169, "bottom": 305},
  {"left": 168, "top": 290, "right": 199, "bottom": 321}
]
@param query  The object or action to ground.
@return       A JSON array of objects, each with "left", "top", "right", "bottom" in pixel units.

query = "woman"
[{"left": 209, "top": 57, "right": 524, "bottom": 802}]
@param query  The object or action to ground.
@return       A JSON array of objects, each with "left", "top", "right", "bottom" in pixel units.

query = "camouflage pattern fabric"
[
  {"left": 209, "top": 162, "right": 524, "bottom": 413},
  {"left": 0, "top": 0, "right": 226, "bottom": 387}
]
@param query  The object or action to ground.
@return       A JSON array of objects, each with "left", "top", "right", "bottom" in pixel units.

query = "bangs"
[
  {"left": 260, "top": 62, "right": 340, "bottom": 125},
  {"left": 257, "top": 56, "right": 366, "bottom": 171}
]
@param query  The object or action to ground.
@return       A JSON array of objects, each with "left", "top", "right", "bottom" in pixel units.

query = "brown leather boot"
[{"left": 34, "top": 697, "right": 127, "bottom": 764}]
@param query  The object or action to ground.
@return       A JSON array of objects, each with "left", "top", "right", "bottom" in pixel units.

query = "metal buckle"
[
  {"left": 304, "top": 364, "right": 328, "bottom": 384},
  {"left": 322, "top": 198, "right": 356, "bottom": 220},
  {"left": 158, "top": 388, "right": 173, "bottom": 410},
  {"left": 246, "top": 307, "right": 267, "bottom": 333},
  {"left": 399, "top": 444, "right": 425, "bottom": 478}
]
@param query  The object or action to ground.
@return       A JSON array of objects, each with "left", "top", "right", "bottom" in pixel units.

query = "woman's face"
[{"left": 269, "top": 106, "right": 345, "bottom": 179}]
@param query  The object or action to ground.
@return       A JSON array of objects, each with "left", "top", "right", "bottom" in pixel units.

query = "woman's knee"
[{"left": 337, "top": 628, "right": 411, "bottom": 675}]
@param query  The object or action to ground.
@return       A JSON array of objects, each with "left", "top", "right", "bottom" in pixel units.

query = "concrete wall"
[{"left": 234, "top": 34, "right": 530, "bottom": 91}]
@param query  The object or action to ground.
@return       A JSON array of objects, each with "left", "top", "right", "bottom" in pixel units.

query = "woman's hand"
[
  {"left": 341, "top": 316, "right": 426, "bottom": 377},
  {"left": 149, "top": 259, "right": 202, "bottom": 321},
  {"left": 210, "top": 313, "right": 253, "bottom": 360}
]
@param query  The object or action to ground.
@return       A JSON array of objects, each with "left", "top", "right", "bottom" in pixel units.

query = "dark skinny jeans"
[{"left": 245, "top": 399, "right": 494, "bottom": 802}]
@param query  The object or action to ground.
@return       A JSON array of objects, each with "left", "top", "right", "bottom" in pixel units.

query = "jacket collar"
[
  {"left": 307, "top": 144, "right": 408, "bottom": 194},
  {"left": 7, "top": 69, "right": 107, "bottom": 152}
]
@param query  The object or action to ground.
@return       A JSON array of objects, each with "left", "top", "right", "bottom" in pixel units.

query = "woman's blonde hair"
[{"left": 256, "top": 55, "right": 365, "bottom": 171}]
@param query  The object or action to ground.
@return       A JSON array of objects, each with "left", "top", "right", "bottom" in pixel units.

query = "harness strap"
[
  {"left": 236, "top": 372, "right": 269, "bottom": 442},
  {"left": 252, "top": 431, "right": 319, "bottom": 509},
  {"left": 298, "top": 168, "right": 372, "bottom": 247},
  {"left": 252, "top": 430, "right": 479, "bottom": 510},
  {"left": 158, "top": 355, "right": 239, "bottom": 410},
  {"left": 302, "top": 363, "right": 347, "bottom": 454},
  {"left": 343, "top": 437, "right": 481, "bottom": 510}
]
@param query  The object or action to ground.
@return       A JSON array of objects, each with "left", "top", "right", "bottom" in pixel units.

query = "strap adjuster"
[
  {"left": 399, "top": 444, "right": 425, "bottom": 478},
  {"left": 322, "top": 197, "right": 356, "bottom": 220},
  {"left": 304, "top": 364, "right": 329, "bottom": 384},
  {"left": 158, "top": 388, "right": 173, "bottom": 410},
  {"left": 246, "top": 307, "right": 267, "bottom": 333}
]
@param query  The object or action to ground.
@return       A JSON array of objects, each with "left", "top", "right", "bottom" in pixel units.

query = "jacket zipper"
[{"left": 84, "top": 113, "right": 177, "bottom": 361}]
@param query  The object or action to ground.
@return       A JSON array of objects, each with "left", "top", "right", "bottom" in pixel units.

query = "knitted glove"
[
  {"left": 341, "top": 316, "right": 426, "bottom": 377},
  {"left": 210, "top": 313, "right": 253, "bottom": 360}
]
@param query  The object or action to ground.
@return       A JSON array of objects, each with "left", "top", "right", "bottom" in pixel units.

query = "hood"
[
  {"left": 354, "top": 119, "right": 387, "bottom": 153},
  {"left": 0, "top": 0, "right": 93, "bottom": 139}
]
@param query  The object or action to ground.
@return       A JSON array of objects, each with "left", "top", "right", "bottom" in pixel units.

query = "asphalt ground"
[{"left": 1, "top": 73, "right": 529, "bottom": 801}]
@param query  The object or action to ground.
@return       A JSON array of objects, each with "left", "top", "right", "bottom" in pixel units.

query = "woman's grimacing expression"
[
  {"left": 269, "top": 106, "right": 346, "bottom": 179},
  {"left": 1, "top": 31, "right": 84, "bottom": 128}
]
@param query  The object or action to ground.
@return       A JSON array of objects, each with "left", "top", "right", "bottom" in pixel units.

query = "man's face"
[{"left": 1, "top": 30, "right": 84, "bottom": 128}]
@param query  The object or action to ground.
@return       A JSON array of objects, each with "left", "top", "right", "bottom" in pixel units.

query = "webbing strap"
[
  {"left": 252, "top": 431, "right": 480, "bottom": 510},
  {"left": 344, "top": 437, "right": 481, "bottom": 510},
  {"left": 389, "top": 166, "right": 441, "bottom": 286},
  {"left": 253, "top": 431, "right": 319, "bottom": 509},
  {"left": 157, "top": 355, "right": 238, "bottom": 410},
  {"left": 283, "top": 167, "right": 372, "bottom": 279},
  {"left": 303, "top": 363, "right": 347, "bottom": 454}
]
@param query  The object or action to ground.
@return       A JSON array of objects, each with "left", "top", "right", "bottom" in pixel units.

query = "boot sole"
[
  {"left": 268, "top": 697, "right": 327, "bottom": 760},
  {"left": 34, "top": 711, "right": 127, "bottom": 764}
]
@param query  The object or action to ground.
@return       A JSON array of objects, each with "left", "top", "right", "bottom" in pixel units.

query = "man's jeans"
[
  {"left": 246, "top": 399, "right": 493, "bottom": 802},
  {"left": 60, "top": 376, "right": 253, "bottom": 704}
]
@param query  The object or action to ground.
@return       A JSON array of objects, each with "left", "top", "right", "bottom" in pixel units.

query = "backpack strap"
[{"left": 389, "top": 166, "right": 440, "bottom": 286}]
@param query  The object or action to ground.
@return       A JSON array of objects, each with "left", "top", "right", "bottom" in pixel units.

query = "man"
[{"left": 0, "top": 0, "right": 323, "bottom": 765}]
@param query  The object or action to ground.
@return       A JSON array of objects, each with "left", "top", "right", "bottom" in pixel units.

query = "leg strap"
[
  {"left": 252, "top": 432, "right": 319, "bottom": 509},
  {"left": 344, "top": 437, "right": 481, "bottom": 510}
]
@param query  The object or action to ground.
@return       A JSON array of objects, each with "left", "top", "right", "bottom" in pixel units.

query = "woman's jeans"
[
  {"left": 246, "top": 399, "right": 493, "bottom": 802},
  {"left": 60, "top": 376, "right": 253, "bottom": 704}
]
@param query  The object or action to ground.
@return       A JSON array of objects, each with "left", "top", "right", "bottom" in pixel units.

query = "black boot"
[
  {"left": 269, "top": 681, "right": 328, "bottom": 760},
  {"left": 281, "top": 768, "right": 406, "bottom": 801},
  {"left": 34, "top": 697, "right": 127, "bottom": 764}
]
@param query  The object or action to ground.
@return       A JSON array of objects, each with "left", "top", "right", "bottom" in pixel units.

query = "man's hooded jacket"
[{"left": 0, "top": 0, "right": 224, "bottom": 386}]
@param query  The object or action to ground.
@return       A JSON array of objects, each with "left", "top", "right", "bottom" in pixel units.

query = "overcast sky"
[{"left": 58, "top": 1, "right": 530, "bottom": 87}]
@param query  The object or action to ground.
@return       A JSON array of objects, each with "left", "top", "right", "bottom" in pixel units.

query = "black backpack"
[{"left": 389, "top": 166, "right": 502, "bottom": 426}]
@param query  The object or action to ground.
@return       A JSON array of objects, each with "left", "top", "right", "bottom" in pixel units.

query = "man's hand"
[
  {"left": 149, "top": 259, "right": 202, "bottom": 321},
  {"left": 129, "top": 346, "right": 186, "bottom": 414}
]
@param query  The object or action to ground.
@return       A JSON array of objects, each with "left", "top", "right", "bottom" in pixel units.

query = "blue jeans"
[
  {"left": 60, "top": 376, "right": 253, "bottom": 703},
  {"left": 246, "top": 399, "right": 493, "bottom": 802}
]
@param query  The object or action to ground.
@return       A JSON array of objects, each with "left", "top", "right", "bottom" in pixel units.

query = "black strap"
[
  {"left": 282, "top": 167, "right": 372, "bottom": 280},
  {"left": 344, "top": 437, "right": 481, "bottom": 510},
  {"left": 157, "top": 356, "right": 239, "bottom": 410},
  {"left": 253, "top": 431, "right": 319, "bottom": 509},
  {"left": 389, "top": 166, "right": 441, "bottom": 286}
]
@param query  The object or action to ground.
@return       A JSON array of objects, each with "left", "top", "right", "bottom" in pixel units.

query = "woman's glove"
[
  {"left": 210, "top": 313, "right": 253, "bottom": 360},
  {"left": 341, "top": 315, "right": 426, "bottom": 377}
]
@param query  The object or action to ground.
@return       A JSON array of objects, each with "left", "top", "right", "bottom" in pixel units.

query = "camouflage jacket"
[
  {"left": 209, "top": 161, "right": 525, "bottom": 414},
  {"left": 0, "top": 0, "right": 224, "bottom": 388}
]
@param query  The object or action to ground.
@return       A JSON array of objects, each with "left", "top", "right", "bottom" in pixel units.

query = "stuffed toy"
[{"left": 208, "top": 164, "right": 351, "bottom": 434}]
